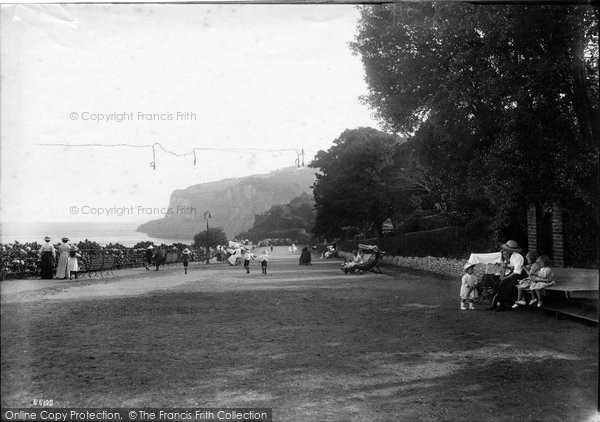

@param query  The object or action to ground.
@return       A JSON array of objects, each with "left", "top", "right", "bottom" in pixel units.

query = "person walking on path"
[
  {"left": 55, "top": 237, "right": 70, "bottom": 279},
  {"left": 243, "top": 250, "right": 251, "bottom": 274},
  {"left": 38, "top": 236, "right": 56, "bottom": 279},
  {"left": 145, "top": 246, "right": 154, "bottom": 270},
  {"left": 182, "top": 248, "right": 191, "bottom": 274},
  {"left": 259, "top": 249, "right": 269, "bottom": 275}
]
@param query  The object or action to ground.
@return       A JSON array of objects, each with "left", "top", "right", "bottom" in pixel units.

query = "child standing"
[
  {"left": 259, "top": 249, "right": 269, "bottom": 275},
  {"left": 67, "top": 246, "right": 80, "bottom": 280},
  {"left": 145, "top": 246, "right": 154, "bottom": 271},
  {"left": 460, "top": 263, "right": 479, "bottom": 310},
  {"left": 243, "top": 249, "right": 251, "bottom": 274},
  {"left": 182, "top": 248, "right": 191, "bottom": 274},
  {"left": 527, "top": 255, "right": 554, "bottom": 307}
]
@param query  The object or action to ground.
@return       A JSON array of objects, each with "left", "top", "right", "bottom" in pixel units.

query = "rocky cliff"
[{"left": 137, "top": 167, "right": 317, "bottom": 240}]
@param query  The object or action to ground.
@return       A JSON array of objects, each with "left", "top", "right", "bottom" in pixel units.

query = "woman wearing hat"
[
  {"left": 38, "top": 236, "right": 56, "bottom": 279},
  {"left": 492, "top": 240, "right": 525, "bottom": 312},
  {"left": 154, "top": 246, "right": 166, "bottom": 271},
  {"left": 55, "top": 237, "right": 71, "bottom": 279},
  {"left": 145, "top": 246, "right": 154, "bottom": 271}
]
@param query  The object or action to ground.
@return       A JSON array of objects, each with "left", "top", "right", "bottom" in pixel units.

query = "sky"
[{"left": 0, "top": 3, "right": 381, "bottom": 227}]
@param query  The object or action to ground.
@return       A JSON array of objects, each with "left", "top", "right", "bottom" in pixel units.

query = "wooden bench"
[
  {"left": 539, "top": 268, "right": 598, "bottom": 323},
  {"left": 164, "top": 252, "right": 179, "bottom": 268},
  {"left": 79, "top": 255, "right": 116, "bottom": 279}
]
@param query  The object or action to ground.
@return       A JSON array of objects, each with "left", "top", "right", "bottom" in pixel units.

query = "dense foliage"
[
  {"left": 310, "top": 128, "right": 401, "bottom": 240},
  {"left": 340, "top": 226, "right": 493, "bottom": 259},
  {"left": 193, "top": 227, "right": 228, "bottom": 250},
  {"left": 237, "top": 193, "right": 315, "bottom": 243},
  {"left": 326, "top": 4, "right": 598, "bottom": 262}
]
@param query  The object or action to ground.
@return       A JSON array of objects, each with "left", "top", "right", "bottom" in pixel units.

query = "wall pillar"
[
  {"left": 527, "top": 203, "right": 538, "bottom": 253},
  {"left": 552, "top": 202, "right": 564, "bottom": 267}
]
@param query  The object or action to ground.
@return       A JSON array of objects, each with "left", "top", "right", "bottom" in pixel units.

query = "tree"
[
  {"left": 352, "top": 4, "right": 599, "bottom": 248},
  {"left": 238, "top": 193, "right": 316, "bottom": 242},
  {"left": 133, "top": 241, "right": 155, "bottom": 250},
  {"left": 310, "top": 127, "right": 401, "bottom": 240},
  {"left": 193, "top": 227, "right": 228, "bottom": 250}
]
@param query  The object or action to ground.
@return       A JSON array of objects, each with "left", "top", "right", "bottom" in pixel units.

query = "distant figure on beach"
[
  {"left": 182, "top": 248, "right": 191, "bottom": 274},
  {"left": 154, "top": 247, "right": 166, "bottom": 271},
  {"left": 67, "top": 246, "right": 80, "bottom": 280},
  {"left": 270, "top": 245, "right": 273, "bottom": 252},
  {"left": 38, "top": 236, "right": 56, "bottom": 279},
  {"left": 259, "top": 249, "right": 269, "bottom": 275},
  {"left": 145, "top": 246, "right": 154, "bottom": 270},
  {"left": 292, "top": 244, "right": 298, "bottom": 253},
  {"left": 55, "top": 237, "right": 70, "bottom": 279}
]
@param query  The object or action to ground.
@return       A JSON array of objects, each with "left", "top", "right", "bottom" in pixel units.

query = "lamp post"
[{"left": 204, "top": 211, "right": 211, "bottom": 265}]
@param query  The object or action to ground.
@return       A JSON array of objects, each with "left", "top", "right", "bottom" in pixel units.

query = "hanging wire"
[{"left": 36, "top": 142, "right": 305, "bottom": 170}]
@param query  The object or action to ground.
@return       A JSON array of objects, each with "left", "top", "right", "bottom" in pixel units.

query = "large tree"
[
  {"left": 352, "top": 4, "right": 599, "bottom": 247},
  {"left": 310, "top": 127, "right": 400, "bottom": 240},
  {"left": 193, "top": 227, "right": 228, "bottom": 250}
]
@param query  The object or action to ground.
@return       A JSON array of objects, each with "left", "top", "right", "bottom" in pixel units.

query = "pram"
[
  {"left": 466, "top": 252, "right": 504, "bottom": 304},
  {"left": 341, "top": 244, "right": 385, "bottom": 274}
]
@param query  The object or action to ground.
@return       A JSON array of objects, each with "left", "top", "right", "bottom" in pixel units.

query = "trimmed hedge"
[{"left": 340, "top": 226, "right": 493, "bottom": 259}]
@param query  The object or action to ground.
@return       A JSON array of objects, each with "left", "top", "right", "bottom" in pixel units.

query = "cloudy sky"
[{"left": 0, "top": 3, "right": 380, "bottom": 226}]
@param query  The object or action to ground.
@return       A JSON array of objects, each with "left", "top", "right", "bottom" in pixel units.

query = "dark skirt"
[
  {"left": 497, "top": 273, "right": 526, "bottom": 303},
  {"left": 40, "top": 252, "right": 54, "bottom": 279}
]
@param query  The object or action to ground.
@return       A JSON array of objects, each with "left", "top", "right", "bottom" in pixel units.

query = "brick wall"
[
  {"left": 552, "top": 201, "right": 564, "bottom": 267},
  {"left": 527, "top": 203, "right": 537, "bottom": 253}
]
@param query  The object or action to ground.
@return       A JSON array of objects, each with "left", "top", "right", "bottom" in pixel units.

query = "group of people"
[
  {"left": 341, "top": 249, "right": 364, "bottom": 272},
  {"left": 39, "top": 236, "right": 80, "bottom": 280},
  {"left": 144, "top": 246, "right": 192, "bottom": 273},
  {"left": 459, "top": 240, "right": 555, "bottom": 311},
  {"left": 238, "top": 248, "right": 269, "bottom": 274}
]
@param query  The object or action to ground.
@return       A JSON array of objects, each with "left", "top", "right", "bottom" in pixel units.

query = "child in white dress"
[
  {"left": 259, "top": 250, "right": 269, "bottom": 275},
  {"left": 513, "top": 251, "right": 540, "bottom": 307},
  {"left": 460, "top": 263, "right": 479, "bottom": 310},
  {"left": 67, "top": 246, "right": 80, "bottom": 280},
  {"left": 527, "top": 255, "right": 554, "bottom": 307}
]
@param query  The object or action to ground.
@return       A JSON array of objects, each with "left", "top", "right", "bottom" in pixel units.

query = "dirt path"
[{"left": 1, "top": 248, "right": 598, "bottom": 421}]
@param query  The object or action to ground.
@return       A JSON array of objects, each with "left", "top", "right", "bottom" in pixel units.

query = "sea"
[{"left": 0, "top": 221, "right": 189, "bottom": 247}]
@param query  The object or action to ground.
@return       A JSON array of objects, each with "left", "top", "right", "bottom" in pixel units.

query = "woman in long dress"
[
  {"left": 38, "top": 236, "right": 56, "bottom": 279},
  {"left": 55, "top": 237, "right": 70, "bottom": 279}
]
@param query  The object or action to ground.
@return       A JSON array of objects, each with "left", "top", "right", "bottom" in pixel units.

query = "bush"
[{"left": 339, "top": 227, "right": 493, "bottom": 259}]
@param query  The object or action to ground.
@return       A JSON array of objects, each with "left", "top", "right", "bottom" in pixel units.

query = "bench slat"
[{"left": 546, "top": 268, "right": 598, "bottom": 292}]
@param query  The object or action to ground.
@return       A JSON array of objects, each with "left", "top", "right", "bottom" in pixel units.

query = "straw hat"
[
  {"left": 44, "top": 236, "right": 51, "bottom": 241},
  {"left": 500, "top": 240, "right": 522, "bottom": 252},
  {"left": 183, "top": 248, "right": 191, "bottom": 254},
  {"left": 61, "top": 237, "right": 69, "bottom": 242},
  {"left": 70, "top": 245, "right": 78, "bottom": 251},
  {"left": 463, "top": 262, "right": 476, "bottom": 271},
  {"left": 147, "top": 246, "right": 154, "bottom": 249}
]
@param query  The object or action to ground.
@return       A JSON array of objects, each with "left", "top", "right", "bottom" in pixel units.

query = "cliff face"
[{"left": 137, "top": 167, "right": 317, "bottom": 240}]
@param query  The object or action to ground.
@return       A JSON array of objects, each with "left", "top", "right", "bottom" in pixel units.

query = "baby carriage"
[{"left": 466, "top": 252, "right": 505, "bottom": 304}]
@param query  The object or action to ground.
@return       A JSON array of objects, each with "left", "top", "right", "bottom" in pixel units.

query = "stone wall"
[{"left": 338, "top": 250, "right": 486, "bottom": 278}]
